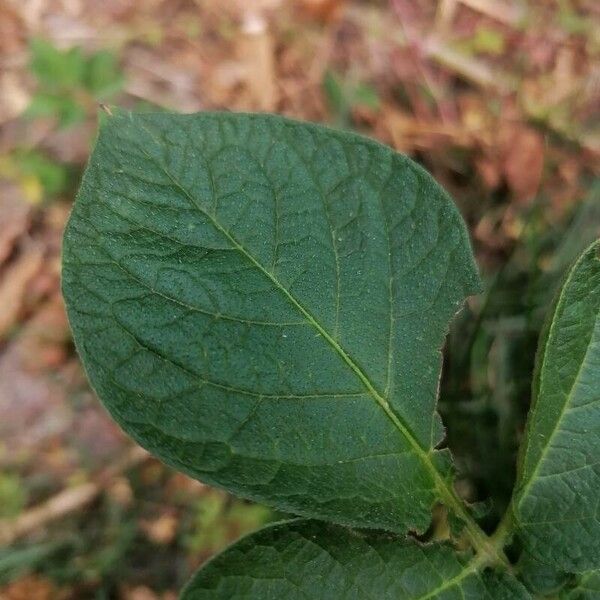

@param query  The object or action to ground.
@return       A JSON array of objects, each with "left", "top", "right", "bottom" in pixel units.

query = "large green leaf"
[
  {"left": 513, "top": 239, "right": 600, "bottom": 571},
  {"left": 181, "top": 520, "right": 529, "bottom": 599},
  {"left": 62, "top": 111, "right": 480, "bottom": 533}
]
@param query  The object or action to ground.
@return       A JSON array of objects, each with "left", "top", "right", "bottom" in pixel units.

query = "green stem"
[
  {"left": 438, "top": 481, "right": 511, "bottom": 569},
  {"left": 490, "top": 503, "right": 515, "bottom": 551}
]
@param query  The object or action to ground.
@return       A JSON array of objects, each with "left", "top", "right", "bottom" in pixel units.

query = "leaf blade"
[
  {"left": 62, "top": 111, "right": 480, "bottom": 532},
  {"left": 181, "top": 520, "right": 529, "bottom": 599},
  {"left": 561, "top": 570, "right": 600, "bottom": 599},
  {"left": 514, "top": 239, "right": 600, "bottom": 571}
]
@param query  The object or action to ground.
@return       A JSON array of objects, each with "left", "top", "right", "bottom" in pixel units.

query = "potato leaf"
[
  {"left": 181, "top": 520, "right": 529, "bottom": 599},
  {"left": 514, "top": 239, "right": 600, "bottom": 571},
  {"left": 62, "top": 111, "right": 480, "bottom": 533}
]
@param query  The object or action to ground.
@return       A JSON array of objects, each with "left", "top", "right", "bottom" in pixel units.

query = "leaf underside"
[
  {"left": 62, "top": 111, "right": 480, "bottom": 532},
  {"left": 514, "top": 239, "right": 600, "bottom": 572},
  {"left": 181, "top": 520, "right": 529, "bottom": 599}
]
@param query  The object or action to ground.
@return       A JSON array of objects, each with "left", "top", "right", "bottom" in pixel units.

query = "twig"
[
  {"left": 391, "top": 0, "right": 455, "bottom": 122},
  {"left": 424, "top": 36, "right": 516, "bottom": 92},
  {"left": 458, "top": 0, "right": 525, "bottom": 27},
  {"left": 0, "top": 446, "right": 149, "bottom": 547}
]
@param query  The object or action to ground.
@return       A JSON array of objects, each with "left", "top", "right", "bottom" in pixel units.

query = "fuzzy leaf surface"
[
  {"left": 514, "top": 240, "right": 600, "bottom": 571},
  {"left": 561, "top": 571, "right": 600, "bottom": 599},
  {"left": 62, "top": 111, "right": 480, "bottom": 532},
  {"left": 181, "top": 520, "right": 529, "bottom": 599}
]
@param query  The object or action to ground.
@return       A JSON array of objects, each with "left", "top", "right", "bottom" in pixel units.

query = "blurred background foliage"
[{"left": 0, "top": 0, "right": 598, "bottom": 598}]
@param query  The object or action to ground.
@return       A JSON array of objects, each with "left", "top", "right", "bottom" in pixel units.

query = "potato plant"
[{"left": 62, "top": 111, "right": 600, "bottom": 599}]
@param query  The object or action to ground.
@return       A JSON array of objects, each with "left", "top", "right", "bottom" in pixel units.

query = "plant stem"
[
  {"left": 490, "top": 502, "right": 515, "bottom": 551},
  {"left": 437, "top": 480, "right": 512, "bottom": 569}
]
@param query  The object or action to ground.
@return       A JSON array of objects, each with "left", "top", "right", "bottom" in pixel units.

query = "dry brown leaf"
[
  {"left": 122, "top": 587, "right": 176, "bottom": 600},
  {"left": 0, "top": 73, "right": 30, "bottom": 125},
  {"left": 0, "top": 575, "right": 65, "bottom": 600},
  {"left": 474, "top": 209, "right": 507, "bottom": 250},
  {"left": 458, "top": 93, "right": 495, "bottom": 146},
  {"left": 435, "top": 0, "right": 459, "bottom": 32},
  {"left": 237, "top": 13, "right": 277, "bottom": 111},
  {"left": 0, "top": 2, "right": 24, "bottom": 57},
  {"left": 475, "top": 156, "right": 501, "bottom": 189},
  {"left": 0, "top": 185, "right": 31, "bottom": 264},
  {"left": 384, "top": 105, "right": 473, "bottom": 154},
  {"left": 107, "top": 476, "right": 134, "bottom": 507},
  {"left": 71, "top": 405, "right": 126, "bottom": 465},
  {"left": 0, "top": 295, "right": 73, "bottom": 469},
  {"left": 383, "top": 108, "right": 416, "bottom": 153},
  {"left": 0, "top": 243, "right": 44, "bottom": 339},
  {"left": 425, "top": 36, "right": 515, "bottom": 92},
  {"left": 0, "top": 446, "right": 148, "bottom": 547},
  {"left": 224, "top": 0, "right": 284, "bottom": 12},
  {"left": 458, "top": 0, "right": 525, "bottom": 26},
  {"left": 501, "top": 125, "right": 545, "bottom": 204},
  {"left": 549, "top": 46, "right": 583, "bottom": 106},
  {"left": 139, "top": 513, "right": 178, "bottom": 545},
  {"left": 295, "top": 0, "right": 346, "bottom": 22},
  {"left": 121, "top": 586, "right": 160, "bottom": 600},
  {"left": 18, "top": 294, "right": 69, "bottom": 367}
]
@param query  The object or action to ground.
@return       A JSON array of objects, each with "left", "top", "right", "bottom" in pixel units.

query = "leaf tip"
[
  {"left": 99, "top": 102, "right": 114, "bottom": 117},
  {"left": 97, "top": 104, "right": 132, "bottom": 130}
]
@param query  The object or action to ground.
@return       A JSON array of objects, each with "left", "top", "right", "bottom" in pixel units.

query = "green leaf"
[
  {"left": 62, "top": 111, "right": 480, "bottom": 533},
  {"left": 181, "top": 520, "right": 529, "bottom": 599},
  {"left": 0, "top": 541, "right": 70, "bottom": 584},
  {"left": 26, "top": 92, "right": 87, "bottom": 128},
  {"left": 516, "top": 550, "right": 569, "bottom": 597},
  {"left": 513, "top": 239, "right": 600, "bottom": 571},
  {"left": 561, "top": 571, "right": 600, "bottom": 599},
  {"left": 29, "top": 38, "right": 86, "bottom": 90},
  {"left": 322, "top": 70, "right": 380, "bottom": 126},
  {"left": 83, "top": 50, "right": 124, "bottom": 98},
  {"left": 322, "top": 70, "right": 349, "bottom": 122},
  {"left": 14, "top": 149, "right": 70, "bottom": 198},
  {"left": 185, "top": 490, "right": 273, "bottom": 555},
  {"left": 353, "top": 82, "right": 380, "bottom": 111},
  {"left": 0, "top": 473, "right": 27, "bottom": 519}
]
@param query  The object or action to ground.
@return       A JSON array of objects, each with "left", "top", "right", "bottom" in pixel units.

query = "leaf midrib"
[
  {"left": 128, "top": 122, "right": 427, "bottom": 452},
  {"left": 298, "top": 525, "right": 485, "bottom": 600}
]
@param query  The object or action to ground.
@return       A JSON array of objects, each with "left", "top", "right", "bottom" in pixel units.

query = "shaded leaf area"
[
  {"left": 516, "top": 551, "right": 570, "bottom": 597},
  {"left": 514, "top": 240, "right": 600, "bottom": 572},
  {"left": 182, "top": 520, "right": 529, "bottom": 600},
  {"left": 62, "top": 110, "right": 480, "bottom": 534},
  {"left": 561, "top": 571, "right": 600, "bottom": 599},
  {"left": 442, "top": 185, "right": 600, "bottom": 526}
]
